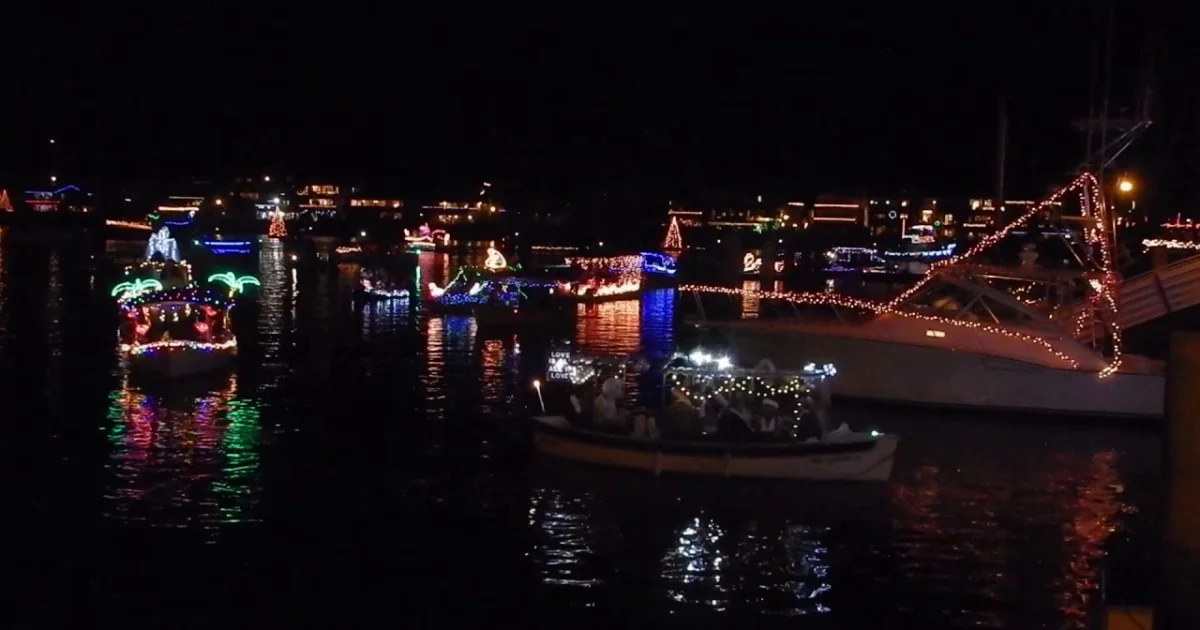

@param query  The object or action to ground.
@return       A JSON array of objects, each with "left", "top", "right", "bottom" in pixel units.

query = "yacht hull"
[{"left": 718, "top": 325, "right": 1164, "bottom": 419}]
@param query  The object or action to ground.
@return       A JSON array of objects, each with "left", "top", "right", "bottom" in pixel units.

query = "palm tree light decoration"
[
  {"left": 111, "top": 278, "right": 165, "bottom": 300},
  {"left": 208, "top": 272, "right": 262, "bottom": 297}
]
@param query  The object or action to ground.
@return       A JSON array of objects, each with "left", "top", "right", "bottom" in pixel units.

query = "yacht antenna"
[{"left": 995, "top": 96, "right": 1007, "bottom": 224}]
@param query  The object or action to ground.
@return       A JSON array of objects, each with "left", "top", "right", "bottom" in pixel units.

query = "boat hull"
[
  {"left": 531, "top": 416, "right": 897, "bottom": 481},
  {"left": 129, "top": 348, "right": 235, "bottom": 378},
  {"left": 716, "top": 324, "right": 1163, "bottom": 419}
]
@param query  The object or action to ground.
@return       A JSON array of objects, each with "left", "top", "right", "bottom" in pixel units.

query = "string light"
[
  {"left": 119, "top": 287, "right": 234, "bottom": 311},
  {"left": 111, "top": 278, "right": 164, "bottom": 300},
  {"left": 1161, "top": 214, "right": 1200, "bottom": 230},
  {"left": 1142, "top": 238, "right": 1200, "bottom": 250},
  {"left": 565, "top": 255, "right": 642, "bottom": 273},
  {"left": 680, "top": 284, "right": 1081, "bottom": 370},
  {"left": 207, "top": 272, "right": 261, "bottom": 295},
  {"left": 122, "top": 338, "right": 237, "bottom": 355},
  {"left": 105, "top": 219, "right": 152, "bottom": 231},
  {"left": 640, "top": 252, "right": 678, "bottom": 276},
  {"left": 336, "top": 245, "right": 362, "bottom": 255},
  {"left": 663, "top": 216, "right": 683, "bottom": 250},
  {"left": 268, "top": 211, "right": 287, "bottom": 238}
]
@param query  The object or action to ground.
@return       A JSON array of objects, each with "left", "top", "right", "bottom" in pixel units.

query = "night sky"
[{"left": 5, "top": 4, "right": 1195, "bottom": 209}]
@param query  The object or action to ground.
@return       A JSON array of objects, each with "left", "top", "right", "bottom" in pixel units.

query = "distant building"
[
  {"left": 297, "top": 184, "right": 343, "bottom": 219},
  {"left": 24, "top": 184, "right": 92, "bottom": 214},
  {"left": 418, "top": 200, "right": 502, "bottom": 225},
  {"left": 349, "top": 189, "right": 404, "bottom": 221}
]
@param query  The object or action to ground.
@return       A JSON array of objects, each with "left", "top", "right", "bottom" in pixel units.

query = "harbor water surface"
[{"left": 4, "top": 232, "right": 1163, "bottom": 628}]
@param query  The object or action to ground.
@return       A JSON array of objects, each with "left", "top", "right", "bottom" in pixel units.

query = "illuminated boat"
[
  {"left": 531, "top": 357, "right": 897, "bottom": 481},
  {"left": 426, "top": 268, "right": 522, "bottom": 313},
  {"left": 117, "top": 288, "right": 237, "bottom": 378},
  {"left": 639, "top": 251, "right": 679, "bottom": 287},
  {"left": 356, "top": 269, "right": 410, "bottom": 302},
  {"left": 426, "top": 266, "right": 564, "bottom": 327},
  {"left": 404, "top": 223, "right": 449, "bottom": 251},
  {"left": 686, "top": 174, "right": 1164, "bottom": 419},
  {"left": 559, "top": 254, "right": 643, "bottom": 302},
  {"left": 878, "top": 225, "right": 957, "bottom": 276}
]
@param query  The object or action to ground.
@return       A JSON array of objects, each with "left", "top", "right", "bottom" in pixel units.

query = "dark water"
[{"left": 2, "top": 228, "right": 1164, "bottom": 628}]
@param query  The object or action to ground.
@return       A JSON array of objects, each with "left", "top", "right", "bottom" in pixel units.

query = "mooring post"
[{"left": 1155, "top": 331, "right": 1200, "bottom": 629}]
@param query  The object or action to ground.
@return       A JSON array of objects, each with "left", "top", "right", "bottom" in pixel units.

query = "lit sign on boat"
[{"left": 925, "top": 329, "right": 946, "bottom": 338}]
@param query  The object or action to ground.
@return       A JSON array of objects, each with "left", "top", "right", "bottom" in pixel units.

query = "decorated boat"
[
  {"left": 117, "top": 287, "right": 238, "bottom": 378},
  {"left": 425, "top": 260, "right": 565, "bottom": 323},
  {"left": 113, "top": 263, "right": 259, "bottom": 378},
  {"left": 356, "top": 268, "right": 410, "bottom": 302},
  {"left": 557, "top": 254, "right": 643, "bottom": 302},
  {"left": 529, "top": 350, "right": 898, "bottom": 481},
  {"left": 426, "top": 266, "right": 524, "bottom": 313},
  {"left": 404, "top": 223, "right": 449, "bottom": 251}
]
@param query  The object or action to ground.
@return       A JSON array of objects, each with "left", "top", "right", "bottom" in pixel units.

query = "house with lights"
[
  {"left": 23, "top": 183, "right": 93, "bottom": 214},
  {"left": 347, "top": 188, "right": 404, "bottom": 221},
  {"left": 296, "top": 184, "right": 343, "bottom": 219}
]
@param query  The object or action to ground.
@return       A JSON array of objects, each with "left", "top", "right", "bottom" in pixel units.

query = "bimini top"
[{"left": 119, "top": 287, "right": 234, "bottom": 311}]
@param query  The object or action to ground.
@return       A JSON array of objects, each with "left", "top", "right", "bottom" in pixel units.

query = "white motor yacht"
[{"left": 688, "top": 264, "right": 1163, "bottom": 420}]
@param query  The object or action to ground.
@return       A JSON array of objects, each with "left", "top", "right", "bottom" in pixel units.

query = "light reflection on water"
[
  {"left": 0, "top": 236, "right": 1163, "bottom": 626},
  {"left": 103, "top": 373, "right": 261, "bottom": 530}
]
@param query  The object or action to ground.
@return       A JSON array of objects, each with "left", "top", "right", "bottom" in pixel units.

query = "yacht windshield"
[{"left": 903, "top": 281, "right": 1038, "bottom": 326}]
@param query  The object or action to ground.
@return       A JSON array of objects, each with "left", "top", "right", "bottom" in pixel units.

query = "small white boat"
[
  {"left": 530, "top": 415, "right": 898, "bottom": 481},
  {"left": 534, "top": 353, "right": 897, "bottom": 481}
]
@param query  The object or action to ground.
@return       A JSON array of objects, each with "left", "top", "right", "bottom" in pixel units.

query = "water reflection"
[
  {"left": 103, "top": 373, "right": 261, "bottom": 532},
  {"left": 422, "top": 315, "right": 477, "bottom": 420},
  {"left": 740, "top": 279, "right": 760, "bottom": 319},
  {"left": 0, "top": 227, "right": 6, "bottom": 352},
  {"left": 888, "top": 431, "right": 1130, "bottom": 628},
  {"left": 661, "top": 515, "right": 834, "bottom": 615},
  {"left": 257, "top": 239, "right": 288, "bottom": 366},
  {"left": 574, "top": 299, "right": 640, "bottom": 356},
  {"left": 639, "top": 288, "right": 675, "bottom": 361},
  {"left": 528, "top": 488, "right": 603, "bottom": 588}
]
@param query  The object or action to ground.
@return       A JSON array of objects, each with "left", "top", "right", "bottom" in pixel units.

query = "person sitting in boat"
[
  {"left": 663, "top": 388, "right": 702, "bottom": 438},
  {"left": 756, "top": 398, "right": 782, "bottom": 435},
  {"left": 592, "top": 377, "right": 629, "bottom": 432},
  {"left": 717, "top": 393, "right": 755, "bottom": 441},
  {"left": 701, "top": 389, "right": 726, "bottom": 434}
]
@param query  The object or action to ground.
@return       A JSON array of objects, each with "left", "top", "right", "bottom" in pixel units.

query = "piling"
[
  {"left": 760, "top": 241, "right": 778, "bottom": 285},
  {"left": 1155, "top": 331, "right": 1200, "bottom": 628}
]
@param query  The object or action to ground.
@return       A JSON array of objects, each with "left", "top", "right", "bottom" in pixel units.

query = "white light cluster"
[{"left": 686, "top": 349, "right": 733, "bottom": 370}]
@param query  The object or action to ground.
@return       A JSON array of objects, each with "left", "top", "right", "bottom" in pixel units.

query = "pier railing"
[{"left": 1076, "top": 253, "right": 1200, "bottom": 343}]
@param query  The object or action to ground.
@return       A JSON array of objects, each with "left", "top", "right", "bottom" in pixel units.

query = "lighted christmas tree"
[
  {"left": 0, "top": 189, "right": 11, "bottom": 212},
  {"left": 663, "top": 216, "right": 682, "bottom": 250},
  {"left": 268, "top": 211, "right": 286, "bottom": 238}
]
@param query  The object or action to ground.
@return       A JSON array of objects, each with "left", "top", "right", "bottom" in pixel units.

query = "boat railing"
[{"left": 683, "top": 286, "right": 871, "bottom": 327}]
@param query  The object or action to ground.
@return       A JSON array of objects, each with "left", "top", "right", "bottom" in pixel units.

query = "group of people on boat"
[{"left": 570, "top": 375, "right": 829, "bottom": 443}]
